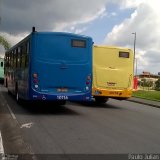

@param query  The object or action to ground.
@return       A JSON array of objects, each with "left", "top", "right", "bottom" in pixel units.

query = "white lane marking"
[
  {"left": 0, "top": 131, "right": 4, "bottom": 154},
  {"left": 20, "top": 122, "right": 34, "bottom": 129},
  {"left": 0, "top": 91, "right": 17, "bottom": 120},
  {"left": 6, "top": 104, "right": 16, "bottom": 120}
]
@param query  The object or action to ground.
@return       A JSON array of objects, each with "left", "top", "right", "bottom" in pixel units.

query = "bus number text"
[{"left": 57, "top": 96, "right": 68, "bottom": 100}]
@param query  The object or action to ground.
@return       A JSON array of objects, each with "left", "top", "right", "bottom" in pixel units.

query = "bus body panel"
[
  {"left": 5, "top": 36, "right": 31, "bottom": 100},
  {"left": 5, "top": 32, "right": 92, "bottom": 102},
  {"left": 29, "top": 33, "right": 92, "bottom": 101},
  {"left": 93, "top": 46, "right": 134, "bottom": 99}
]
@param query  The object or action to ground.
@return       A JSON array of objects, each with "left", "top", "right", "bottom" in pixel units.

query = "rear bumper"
[
  {"left": 30, "top": 89, "right": 92, "bottom": 101},
  {"left": 92, "top": 87, "right": 132, "bottom": 98}
]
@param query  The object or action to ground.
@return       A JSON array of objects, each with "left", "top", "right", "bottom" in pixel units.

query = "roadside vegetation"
[
  {"left": 0, "top": 35, "right": 11, "bottom": 50},
  {"left": 132, "top": 90, "right": 160, "bottom": 101}
]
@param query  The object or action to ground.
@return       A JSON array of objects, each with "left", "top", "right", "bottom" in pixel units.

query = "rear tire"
[
  {"left": 57, "top": 100, "right": 66, "bottom": 106},
  {"left": 95, "top": 97, "right": 108, "bottom": 104},
  {"left": 16, "top": 90, "right": 19, "bottom": 102},
  {"left": 15, "top": 84, "right": 22, "bottom": 104}
]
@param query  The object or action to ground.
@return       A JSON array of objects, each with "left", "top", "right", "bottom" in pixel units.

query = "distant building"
[
  {"left": 135, "top": 71, "right": 160, "bottom": 89},
  {"left": 138, "top": 71, "right": 160, "bottom": 79}
]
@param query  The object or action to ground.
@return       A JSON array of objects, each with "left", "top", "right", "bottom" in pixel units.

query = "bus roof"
[
  {"left": 34, "top": 32, "right": 92, "bottom": 39},
  {"left": 94, "top": 45, "right": 132, "bottom": 51},
  {"left": 6, "top": 32, "right": 92, "bottom": 52}
]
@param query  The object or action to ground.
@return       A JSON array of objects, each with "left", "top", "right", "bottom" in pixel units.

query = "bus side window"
[
  {"left": 12, "top": 51, "right": 14, "bottom": 68},
  {"left": 20, "top": 46, "right": 22, "bottom": 68},
  {"left": 17, "top": 47, "right": 21, "bottom": 68},
  {"left": 10, "top": 52, "right": 12, "bottom": 68},
  {"left": 8, "top": 52, "right": 11, "bottom": 68},
  {"left": 21, "top": 44, "right": 26, "bottom": 68},
  {"left": 25, "top": 42, "right": 30, "bottom": 67},
  {"left": 16, "top": 48, "right": 18, "bottom": 68},
  {"left": 14, "top": 50, "right": 16, "bottom": 68}
]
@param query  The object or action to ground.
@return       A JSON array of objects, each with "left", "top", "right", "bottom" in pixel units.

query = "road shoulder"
[{"left": 127, "top": 97, "right": 160, "bottom": 108}]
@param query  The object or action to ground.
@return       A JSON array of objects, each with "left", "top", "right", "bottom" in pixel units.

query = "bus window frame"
[
  {"left": 119, "top": 52, "right": 130, "bottom": 58},
  {"left": 71, "top": 39, "right": 86, "bottom": 48}
]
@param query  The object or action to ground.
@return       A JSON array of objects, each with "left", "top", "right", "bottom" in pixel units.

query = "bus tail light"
[
  {"left": 87, "top": 75, "right": 91, "bottom": 81},
  {"left": 33, "top": 79, "right": 38, "bottom": 84},
  {"left": 86, "top": 81, "right": 90, "bottom": 85},
  {"left": 85, "top": 75, "right": 91, "bottom": 91},
  {"left": 33, "top": 73, "right": 39, "bottom": 89},
  {"left": 33, "top": 73, "right": 38, "bottom": 78}
]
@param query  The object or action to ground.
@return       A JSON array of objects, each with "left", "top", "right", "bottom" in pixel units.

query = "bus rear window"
[
  {"left": 119, "top": 52, "right": 129, "bottom": 58},
  {"left": 71, "top": 39, "right": 86, "bottom": 48}
]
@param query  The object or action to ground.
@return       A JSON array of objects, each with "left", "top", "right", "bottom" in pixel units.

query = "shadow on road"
[
  {"left": 1, "top": 91, "right": 80, "bottom": 116},
  {"left": 71, "top": 100, "right": 122, "bottom": 110},
  {"left": 20, "top": 101, "right": 80, "bottom": 116}
]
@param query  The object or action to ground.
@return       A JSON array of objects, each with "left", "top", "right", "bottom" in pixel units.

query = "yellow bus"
[{"left": 92, "top": 45, "right": 134, "bottom": 103}]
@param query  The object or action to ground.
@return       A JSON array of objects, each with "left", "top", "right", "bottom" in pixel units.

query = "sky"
[{"left": 0, "top": 0, "right": 160, "bottom": 75}]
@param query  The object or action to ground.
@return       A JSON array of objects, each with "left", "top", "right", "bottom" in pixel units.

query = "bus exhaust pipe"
[{"left": 32, "top": 27, "right": 36, "bottom": 32}]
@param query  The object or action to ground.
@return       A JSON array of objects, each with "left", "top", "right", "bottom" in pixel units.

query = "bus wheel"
[
  {"left": 57, "top": 100, "right": 66, "bottom": 106},
  {"left": 16, "top": 89, "right": 20, "bottom": 103},
  {"left": 15, "top": 86, "right": 21, "bottom": 104},
  {"left": 95, "top": 97, "right": 108, "bottom": 104}
]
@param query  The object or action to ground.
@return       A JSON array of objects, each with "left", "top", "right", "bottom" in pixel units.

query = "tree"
[
  {"left": 155, "top": 78, "right": 160, "bottom": 91},
  {"left": 0, "top": 35, "right": 11, "bottom": 50}
]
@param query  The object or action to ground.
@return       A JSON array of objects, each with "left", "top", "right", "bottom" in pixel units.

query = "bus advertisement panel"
[{"left": 5, "top": 31, "right": 93, "bottom": 104}]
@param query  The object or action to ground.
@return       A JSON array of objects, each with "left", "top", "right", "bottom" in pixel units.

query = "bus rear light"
[
  {"left": 86, "top": 74, "right": 91, "bottom": 86},
  {"left": 33, "top": 79, "right": 38, "bottom": 84},
  {"left": 87, "top": 75, "right": 91, "bottom": 80},
  {"left": 86, "top": 86, "right": 89, "bottom": 91},
  {"left": 33, "top": 73, "right": 38, "bottom": 78},
  {"left": 35, "top": 85, "right": 39, "bottom": 88},
  {"left": 86, "top": 81, "right": 90, "bottom": 85}
]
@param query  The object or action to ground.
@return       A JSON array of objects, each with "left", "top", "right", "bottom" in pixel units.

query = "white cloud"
[
  {"left": 1, "top": 0, "right": 160, "bottom": 75},
  {"left": 119, "top": 0, "right": 145, "bottom": 9},
  {"left": 0, "top": 0, "right": 109, "bottom": 55},
  {"left": 53, "top": 6, "right": 107, "bottom": 33},
  {"left": 0, "top": 0, "right": 109, "bottom": 56},
  {"left": 104, "top": 0, "right": 160, "bottom": 74},
  {"left": 0, "top": 32, "right": 29, "bottom": 46},
  {"left": 0, "top": 32, "right": 29, "bottom": 57},
  {"left": 0, "top": 0, "right": 108, "bottom": 33}
]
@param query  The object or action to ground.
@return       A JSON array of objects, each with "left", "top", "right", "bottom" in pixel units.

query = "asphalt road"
[{"left": 0, "top": 85, "right": 160, "bottom": 159}]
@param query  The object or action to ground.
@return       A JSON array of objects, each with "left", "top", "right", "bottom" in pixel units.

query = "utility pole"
[
  {"left": 132, "top": 32, "right": 137, "bottom": 76},
  {"left": 0, "top": 0, "right": 2, "bottom": 25}
]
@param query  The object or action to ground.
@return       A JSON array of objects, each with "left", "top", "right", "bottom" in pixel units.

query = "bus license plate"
[
  {"left": 57, "top": 96, "right": 68, "bottom": 100},
  {"left": 57, "top": 88, "right": 68, "bottom": 92},
  {"left": 109, "top": 91, "right": 122, "bottom": 95}
]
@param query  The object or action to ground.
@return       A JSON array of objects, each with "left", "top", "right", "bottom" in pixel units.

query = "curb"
[{"left": 127, "top": 98, "right": 160, "bottom": 109}]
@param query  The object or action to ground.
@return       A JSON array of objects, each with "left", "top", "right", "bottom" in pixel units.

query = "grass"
[{"left": 132, "top": 90, "right": 160, "bottom": 101}]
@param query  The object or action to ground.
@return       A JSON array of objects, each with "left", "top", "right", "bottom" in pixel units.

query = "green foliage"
[
  {"left": 0, "top": 35, "right": 11, "bottom": 50},
  {"left": 132, "top": 90, "right": 160, "bottom": 101},
  {"left": 140, "top": 79, "right": 154, "bottom": 87},
  {"left": 155, "top": 78, "right": 160, "bottom": 91}
]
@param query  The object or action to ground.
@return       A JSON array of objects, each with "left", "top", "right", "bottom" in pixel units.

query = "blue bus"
[
  {"left": 0, "top": 58, "right": 4, "bottom": 83},
  {"left": 4, "top": 29, "right": 93, "bottom": 104}
]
